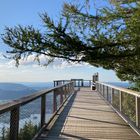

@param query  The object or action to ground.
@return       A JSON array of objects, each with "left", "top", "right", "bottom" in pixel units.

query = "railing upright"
[
  {"left": 136, "top": 96, "right": 140, "bottom": 128},
  {"left": 41, "top": 94, "right": 46, "bottom": 127},
  {"left": 60, "top": 87, "right": 64, "bottom": 105},
  {"left": 10, "top": 107, "right": 19, "bottom": 140},
  {"left": 53, "top": 89, "right": 57, "bottom": 113},
  {"left": 96, "top": 81, "right": 140, "bottom": 134},
  {"left": 119, "top": 91, "right": 122, "bottom": 112}
]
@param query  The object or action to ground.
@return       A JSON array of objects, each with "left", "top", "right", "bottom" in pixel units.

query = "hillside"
[{"left": 0, "top": 83, "right": 36, "bottom": 100}]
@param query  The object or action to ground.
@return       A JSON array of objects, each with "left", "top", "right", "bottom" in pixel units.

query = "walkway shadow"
[{"left": 42, "top": 92, "right": 77, "bottom": 138}]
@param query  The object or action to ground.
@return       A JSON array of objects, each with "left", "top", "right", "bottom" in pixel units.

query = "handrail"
[
  {"left": 0, "top": 82, "right": 74, "bottom": 140},
  {"left": 96, "top": 81, "right": 140, "bottom": 97},
  {"left": 0, "top": 83, "right": 72, "bottom": 114},
  {"left": 54, "top": 79, "right": 92, "bottom": 87},
  {"left": 96, "top": 82, "right": 140, "bottom": 134}
]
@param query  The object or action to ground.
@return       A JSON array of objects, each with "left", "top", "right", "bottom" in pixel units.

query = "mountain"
[
  {"left": 0, "top": 83, "right": 36, "bottom": 100},
  {"left": 20, "top": 82, "right": 53, "bottom": 91}
]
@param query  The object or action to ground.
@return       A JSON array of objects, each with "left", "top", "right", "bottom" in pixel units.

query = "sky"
[{"left": 0, "top": 0, "right": 122, "bottom": 82}]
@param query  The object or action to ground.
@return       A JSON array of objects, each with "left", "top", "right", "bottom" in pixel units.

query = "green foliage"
[
  {"left": 1, "top": 0, "right": 140, "bottom": 88},
  {"left": 122, "top": 92, "right": 136, "bottom": 122},
  {"left": 18, "top": 121, "right": 39, "bottom": 140},
  {"left": 1, "top": 121, "right": 39, "bottom": 140},
  {"left": 1, "top": 127, "right": 9, "bottom": 140}
]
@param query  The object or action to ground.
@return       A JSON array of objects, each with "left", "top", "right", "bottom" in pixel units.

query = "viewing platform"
[
  {"left": 38, "top": 88, "right": 140, "bottom": 140},
  {"left": 0, "top": 74, "right": 140, "bottom": 140}
]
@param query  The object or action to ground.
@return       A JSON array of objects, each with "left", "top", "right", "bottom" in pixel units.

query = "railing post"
[
  {"left": 136, "top": 96, "right": 140, "bottom": 128},
  {"left": 57, "top": 81, "right": 59, "bottom": 86},
  {"left": 41, "top": 94, "right": 46, "bottom": 127},
  {"left": 103, "top": 85, "right": 104, "bottom": 97},
  {"left": 101, "top": 84, "right": 102, "bottom": 93},
  {"left": 66, "top": 85, "right": 68, "bottom": 95},
  {"left": 10, "top": 107, "right": 19, "bottom": 140},
  {"left": 81, "top": 80, "right": 84, "bottom": 87},
  {"left": 78, "top": 80, "right": 80, "bottom": 87},
  {"left": 64, "top": 86, "right": 67, "bottom": 99},
  {"left": 88, "top": 80, "right": 90, "bottom": 87},
  {"left": 111, "top": 88, "right": 114, "bottom": 104},
  {"left": 106, "top": 86, "right": 109, "bottom": 101},
  {"left": 68, "top": 84, "right": 70, "bottom": 94},
  {"left": 60, "top": 88, "right": 64, "bottom": 105},
  {"left": 72, "top": 82, "right": 74, "bottom": 93},
  {"left": 69, "top": 83, "right": 72, "bottom": 94},
  {"left": 119, "top": 91, "right": 122, "bottom": 112},
  {"left": 99, "top": 83, "right": 100, "bottom": 92},
  {"left": 53, "top": 90, "right": 57, "bottom": 112}
]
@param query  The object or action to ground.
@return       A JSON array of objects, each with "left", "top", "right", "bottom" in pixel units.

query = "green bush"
[{"left": 0, "top": 121, "right": 40, "bottom": 140}]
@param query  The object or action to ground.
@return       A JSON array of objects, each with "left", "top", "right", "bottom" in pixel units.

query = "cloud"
[
  {"left": 0, "top": 52, "right": 90, "bottom": 69},
  {"left": 0, "top": 52, "right": 6, "bottom": 60}
]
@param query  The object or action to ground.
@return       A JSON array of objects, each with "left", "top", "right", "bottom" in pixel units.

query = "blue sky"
[{"left": 0, "top": 0, "right": 121, "bottom": 82}]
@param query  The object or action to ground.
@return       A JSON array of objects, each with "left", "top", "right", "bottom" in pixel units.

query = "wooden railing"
[
  {"left": 54, "top": 79, "right": 92, "bottom": 87},
  {"left": 0, "top": 82, "right": 74, "bottom": 140},
  {"left": 96, "top": 82, "right": 140, "bottom": 133}
]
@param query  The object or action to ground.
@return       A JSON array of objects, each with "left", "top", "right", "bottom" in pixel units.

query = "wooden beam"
[
  {"left": 119, "top": 91, "right": 122, "bottom": 112},
  {"left": 10, "top": 107, "right": 19, "bottom": 140},
  {"left": 136, "top": 96, "right": 140, "bottom": 128},
  {"left": 53, "top": 90, "right": 57, "bottom": 113},
  {"left": 41, "top": 95, "right": 46, "bottom": 127}
]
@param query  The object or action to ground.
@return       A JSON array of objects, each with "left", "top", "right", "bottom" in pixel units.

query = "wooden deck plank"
[{"left": 38, "top": 88, "right": 140, "bottom": 140}]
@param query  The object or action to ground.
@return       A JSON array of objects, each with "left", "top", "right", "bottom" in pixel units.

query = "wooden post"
[
  {"left": 68, "top": 84, "right": 70, "bottom": 94},
  {"left": 136, "top": 96, "right": 140, "bottom": 128},
  {"left": 69, "top": 83, "right": 72, "bottom": 94},
  {"left": 81, "top": 80, "right": 84, "bottom": 87},
  {"left": 41, "top": 95, "right": 46, "bottom": 127},
  {"left": 75, "top": 80, "right": 76, "bottom": 87},
  {"left": 99, "top": 83, "right": 101, "bottom": 93},
  {"left": 10, "top": 107, "right": 19, "bottom": 140},
  {"left": 65, "top": 85, "right": 68, "bottom": 95},
  {"left": 60, "top": 88, "right": 64, "bottom": 105},
  {"left": 119, "top": 91, "right": 122, "bottom": 112},
  {"left": 99, "top": 84, "right": 101, "bottom": 93},
  {"left": 78, "top": 80, "right": 80, "bottom": 87},
  {"left": 111, "top": 88, "right": 114, "bottom": 104},
  {"left": 64, "top": 86, "right": 67, "bottom": 98},
  {"left": 89, "top": 80, "right": 91, "bottom": 87},
  {"left": 53, "top": 90, "right": 57, "bottom": 112},
  {"left": 106, "top": 86, "right": 109, "bottom": 101},
  {"left": 72, "top": 82, "right": 74, "bottom": 93},
  {"left": 103, "top": 85, "right": 104, "bottom": 97}
]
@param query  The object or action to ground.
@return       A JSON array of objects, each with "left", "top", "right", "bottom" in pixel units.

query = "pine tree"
[{"left": 2, "top": 0, "right": 140, "bottom": 88}]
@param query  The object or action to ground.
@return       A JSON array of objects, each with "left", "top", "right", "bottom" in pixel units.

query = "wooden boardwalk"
[{"left": 38, "top": 88, "right": 140, "bottom": 140}]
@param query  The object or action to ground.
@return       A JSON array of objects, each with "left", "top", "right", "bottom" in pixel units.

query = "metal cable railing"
[
  {"left": 96, "top": 82, "right": 140, "bottom": 133},
  {"left": 0, "top": 82, "right": 74, "bottom": 140}
]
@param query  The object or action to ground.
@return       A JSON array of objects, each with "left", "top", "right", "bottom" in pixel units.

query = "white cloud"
[
  {"left": 0, "top": 52, "right": 5, "bottom": 60},
  {"left": 0, "top": 53, "right": 89, "bottom": 69}
]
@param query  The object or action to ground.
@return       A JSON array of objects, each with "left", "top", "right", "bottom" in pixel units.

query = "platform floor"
[{"left": 38, "top": 88, "right": 140, "bottom": 140}]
